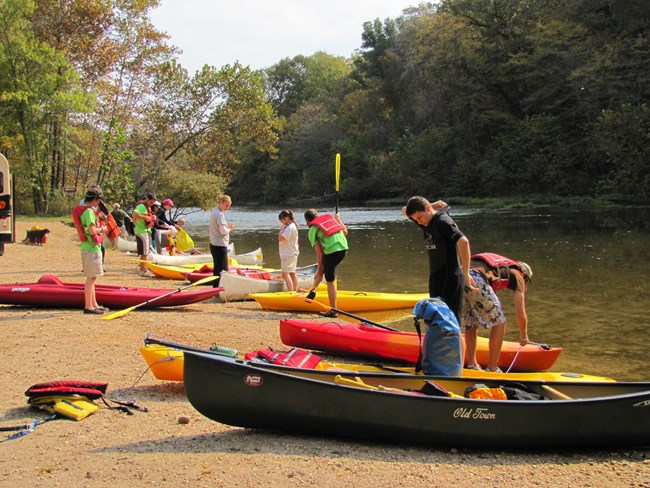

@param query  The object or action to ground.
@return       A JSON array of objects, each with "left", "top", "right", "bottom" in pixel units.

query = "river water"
[{"left": 181, "top": 205, "right": 649, "bottom": 381}]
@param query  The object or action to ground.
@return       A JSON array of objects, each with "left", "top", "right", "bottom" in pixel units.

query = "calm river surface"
[{"left": 182, "top": 205, "right": 649, "bottom": 381}]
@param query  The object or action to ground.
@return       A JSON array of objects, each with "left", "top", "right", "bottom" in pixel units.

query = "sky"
[{"left": 149, "top": 0, "right": 414, "bottom": 73}]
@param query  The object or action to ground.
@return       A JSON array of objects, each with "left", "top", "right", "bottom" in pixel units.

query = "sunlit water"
[{"left": 181, "top": 205, "right": 650, "bottom": 381}]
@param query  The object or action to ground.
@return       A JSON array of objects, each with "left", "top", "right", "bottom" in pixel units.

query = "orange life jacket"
[
  {"left": 72, "top": 205, "right": 104, "bottom": 244},
  {"left": 308, "top": 214, "right": 345, "bottom": 236},
  {"left": 471, "top": 253, "right": 528, "bottom": 291}
]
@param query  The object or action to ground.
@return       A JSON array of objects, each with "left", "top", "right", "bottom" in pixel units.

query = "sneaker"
[
  {"left": 305, "top": 290, "right": 316, "bottom": 300},
  {"left": 83, "top": 308, "right": 104, "bottom": 315},
  {"left": 139, "top": 270, "right": 155, "bottom": 278},
  {"left": 465, "top": 363, "right": 483, "bottom": 371},
  {"left": 488, "top": 367, "right": 503, "bottom": 373},
  {"left": 319, "top": 310, "right": 338, "bottom": 318}
]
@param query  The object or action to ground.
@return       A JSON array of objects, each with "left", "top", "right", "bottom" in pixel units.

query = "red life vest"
[
  {"left": 135, "top": 200, "right": 154, "bottom": 227},
  {"left": 243, "top": 347, "right": 322, "bottom": 369},
  {"left": 72, "top": 205, "right": 104, "bottom": 244},
  {"left": 308, "top": 214, "right": 345, "bottom": 236},
  {"left": 471, "top": 253, "right": 528, "bottom": 291}
]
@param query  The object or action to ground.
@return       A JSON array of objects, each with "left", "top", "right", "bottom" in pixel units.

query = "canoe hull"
[
  {"left": 0, "top": 274, "right": 222, "bottom": 309},
  {"left": 116, "top": 236, "right": 137, "bottom": 252},
  {"left": 280, "top": 319, "right": 562, "bottom": 371},
  {"left": 183, "top": 352, "right": 650, "bottom": 448},
  {"left": 251, "top": 290, "right": 429, "bottom": 312}
]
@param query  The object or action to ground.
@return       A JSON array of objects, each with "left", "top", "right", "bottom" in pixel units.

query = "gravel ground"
[{"left": 0, "top": 220, "right": 648, "bottom": 487}]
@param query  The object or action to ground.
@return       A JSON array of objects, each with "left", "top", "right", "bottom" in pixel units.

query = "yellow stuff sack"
[{"left": 29, "top": 395, "right": 98, "bottom": 421}]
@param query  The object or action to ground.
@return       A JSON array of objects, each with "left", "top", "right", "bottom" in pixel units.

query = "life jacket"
[
  {"left": 471, "top": 253, "right": 529, "bottom": 291},
  {"left": 72, "top": 205, "right": 104, "bottom": 244},
  {"left": 244, "top": 347, "right": 322, "bottom": 369},
  {"left": 308, "top": 213, "right": 345, "bottom": 236},
  {"left": 135, "top": 200, "right": 154, "bottom": 227},
  {"left": 103, "top": 213, "right": 121, "bottom": 242}
]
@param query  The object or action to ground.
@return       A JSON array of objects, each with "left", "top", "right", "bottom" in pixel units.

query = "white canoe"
[
  {"left": 232, "top": 247, "right": 263, "bottom": 266},
  {"left": 218, "top": 269, "right": 315, "bottom": 302},
  {"left": 116, "top": 236, "right": 137, "bottom": 252},
  {"left": 151, "top": 253, "right": 212, "bottom": 266}
]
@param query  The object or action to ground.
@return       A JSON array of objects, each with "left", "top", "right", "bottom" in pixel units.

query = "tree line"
[{"left": 1, "top": 0, "right": 648, "bottom": 215}]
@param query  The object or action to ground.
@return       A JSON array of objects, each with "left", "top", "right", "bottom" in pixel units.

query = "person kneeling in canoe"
[{"left": 304, "top": 209, "right": 348, "bottom": 318}]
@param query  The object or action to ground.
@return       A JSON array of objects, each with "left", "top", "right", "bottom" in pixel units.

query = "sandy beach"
[{"left": 0, "top": 219, "right": 648, "bottom": 487}]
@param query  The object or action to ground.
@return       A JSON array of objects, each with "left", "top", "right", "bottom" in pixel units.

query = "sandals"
[{"left": 319, "top": 310, "right": 338, "bottom": 318}]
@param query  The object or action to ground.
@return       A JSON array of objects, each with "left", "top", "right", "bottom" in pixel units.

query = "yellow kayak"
[
  {"left": 140, "top": 344, "right": 614, "bottom": 383},
  {"left": 143, "top": 261, "right": 265, "bottom": 280},
  {"left": 250, "top": 289, "right": 429, "bottom": 312}
]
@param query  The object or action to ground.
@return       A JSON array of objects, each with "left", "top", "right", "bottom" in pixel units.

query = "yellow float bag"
[
  {"left": 175, "top": 228, "right": 194, "bottom": 252},
  {"left": 29, "top": 395, "right": 99, "bottom": 421}
]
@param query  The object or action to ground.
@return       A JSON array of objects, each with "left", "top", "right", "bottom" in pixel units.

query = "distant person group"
[{"left": 74, "top": 185, "right": 535, "bottom": 377}]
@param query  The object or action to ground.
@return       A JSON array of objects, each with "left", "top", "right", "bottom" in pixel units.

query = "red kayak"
[
  {"left": 280, "top": 319, "right": 562, "bottom": 372},
  {"left": 185, "top": 265, "right": 271, "bottom": 284},
  {"left": 0, "top": 274, "right": 223, "bottom": 309}
]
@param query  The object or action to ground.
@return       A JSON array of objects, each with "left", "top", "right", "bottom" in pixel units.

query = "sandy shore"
[{"left": 0, "top": 220, "right": 648, "bottom": 487}]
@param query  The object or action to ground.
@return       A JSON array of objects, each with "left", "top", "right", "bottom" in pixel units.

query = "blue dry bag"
[{"left": 412, "top": 298, "right": 463, "bottom": 376}]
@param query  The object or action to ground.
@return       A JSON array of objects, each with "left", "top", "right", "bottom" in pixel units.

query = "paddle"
[
  {"left": 143, "top": 335, "right": 237, "bottom": 358},
  {"left": 335, "top": 153, "right": 340, "bottom": 214},
  {"left": 102, "top": 275, "right": 218, "bottom": 320},
  {"left": 296, "top": 294, "right": 399, "bottom": 332}
]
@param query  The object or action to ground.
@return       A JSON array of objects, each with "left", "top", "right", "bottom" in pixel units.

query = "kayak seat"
[{"left": 38, "top": 274, "right": 64, "bottom": 285}]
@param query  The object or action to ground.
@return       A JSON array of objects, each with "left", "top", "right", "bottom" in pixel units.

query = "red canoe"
[
  {"left": 0, "top": 274, "right": 223, "bottom": 309},
  {"left": 280, "top": 319, "right": 562, "bottom": 372}
]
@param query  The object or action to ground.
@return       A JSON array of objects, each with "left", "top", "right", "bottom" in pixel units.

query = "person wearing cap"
[
  {"left": 461, "top": 253, "right": 534, "bottom": 372},
  {"left": 77, "top": 189, "right": 108, "bottom": 314},
  {"left": 152, "top": 198, "right": 179, "bottom": 253}
]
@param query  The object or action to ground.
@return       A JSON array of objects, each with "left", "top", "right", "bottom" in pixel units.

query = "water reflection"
[{"left": 183, "top": 206, "right": 649, "bottom": 380}]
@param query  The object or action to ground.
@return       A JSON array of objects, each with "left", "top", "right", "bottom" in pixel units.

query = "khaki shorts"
[
  {"left": 81, "top": 250, "right": 103, "bottom": 278},
  {"left": 280, "top": 255, "right": 298, "bottom": 273}
]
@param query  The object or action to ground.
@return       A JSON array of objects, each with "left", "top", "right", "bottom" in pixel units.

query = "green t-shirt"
[
  {"left": 133, "top": 203, "right": 151, "bottom": 235},
  {"left": 80, "top": 207, "right": 101, "bottom": 253},
  {"left": 308, "top": 226, "right": 349, "bottom": 254}
]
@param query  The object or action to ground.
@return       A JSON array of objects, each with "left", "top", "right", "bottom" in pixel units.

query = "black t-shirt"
[{"left": 422, "top": 212, "right": 464, "bottom": 275}]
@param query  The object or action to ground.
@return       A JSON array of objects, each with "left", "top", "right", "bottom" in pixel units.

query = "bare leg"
[
  {"left": 464, "top": 326, "right": 479, "bottom": 367},
  {"left": 84, "top": 277, "right": 97, "bottom": 310},
  {"left": 282, "top": 272, "right": 294, "bottom": 291},
  {"left": 488, "top": 322, "right": 506, "bottom": 371},
  {"left": 290, "top": 272, "right": 298, "bottom": 291}
]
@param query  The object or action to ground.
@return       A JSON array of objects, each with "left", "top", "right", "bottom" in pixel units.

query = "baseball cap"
[{"left": 85, "top": 188, "right": 103, "bottom": 199}]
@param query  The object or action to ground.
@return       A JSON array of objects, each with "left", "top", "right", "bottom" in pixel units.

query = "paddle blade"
[
  {"left": 102, "top": 306, "right": 136, "bottom": 321},
  {"left": 335, "top": 153, "right": 340, "bottom": 192},
  {"left": 192, "top": 275, "right": 219, "bottom": 286}
]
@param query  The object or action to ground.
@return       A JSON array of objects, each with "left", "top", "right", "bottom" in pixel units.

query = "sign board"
[{"left": 62, "top": 187, "right": 77, "bottom": 195}]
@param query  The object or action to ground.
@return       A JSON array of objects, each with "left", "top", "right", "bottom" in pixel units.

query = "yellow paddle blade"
[
  {"left": 193, "top": 275, "right": 219, "bottom": 286},
  {"left": 335, "top": 153, "right": 341, "bottom": 192},
  {"left": 102, "top": 306, "right": 137, "bottom": 321}
]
